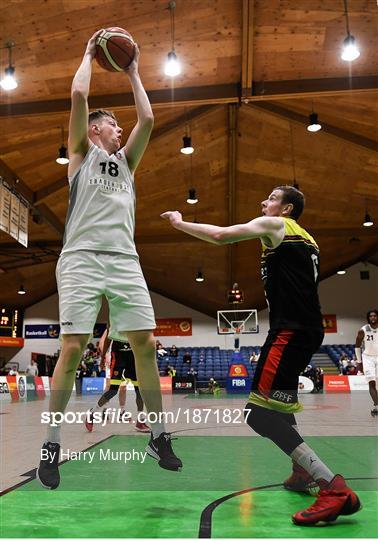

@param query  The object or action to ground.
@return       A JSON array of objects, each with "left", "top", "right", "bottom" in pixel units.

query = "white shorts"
[
  {"left": 362, "top": 353, "right": 378, "bottom": 382},
  {"left": 56, "top": 250, "right": 156, "bottom": 340}
]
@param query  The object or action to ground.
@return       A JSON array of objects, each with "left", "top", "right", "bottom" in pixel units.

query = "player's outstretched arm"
[
  {"left": 354, "top": 329, "right": 364, "bottom": 364},
  {"left": 68, "top": 30, "right": 102, "bottom": 172},
  {"left": 124, "top": 46, "right": 154, "bottom": 174},
  {"left": 161, "top": 211, "right": 285, "bottom": 246}
]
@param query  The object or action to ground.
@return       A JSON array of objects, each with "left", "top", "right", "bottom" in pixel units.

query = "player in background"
[
  {"left": 161, "top": 185, "right": 361, "bottom": 526},
  {"left": 85, "top": 329, "right": 150, "bottom": 432},
  {"left": 355, "top": 309, "right": 378, "bottom": 417}
]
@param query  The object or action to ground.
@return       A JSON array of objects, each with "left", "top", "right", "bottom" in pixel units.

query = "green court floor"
[{"left": 1, "top": 436, "right": 377, "bottom": 538}]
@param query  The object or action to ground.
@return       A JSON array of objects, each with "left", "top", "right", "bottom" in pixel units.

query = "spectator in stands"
[
  {"left": 169, "top": 344, "right": 178, "bottom": 357},
  {"left": 183, "top": 351, "right": 192, "bottom": 365},
  {"left": 157, "top": 343, "right": 168, "bottom": 357},
  {"left": 314, "top": 367, "right": 323, "bottom": 392},
  {"left": 339, "top": 353, "right": 349, "bottom": 375},
  {"left": 249, "top": 351, "right": 259, "bottom": 364},
  {"left": 198, "top": 354, "right": 205, "bottom": 365},
  {"left": 208, "top": 377, "right": 220, "bottom": 394},
  {"left": 26, "top": 359, "right": 39, "bottom": 376},
  {"left": 8, "top": 367, "right": 19, "bottom": 376},
  {"left": 167, "top": 365, "right": 176, "bottom": 377}
]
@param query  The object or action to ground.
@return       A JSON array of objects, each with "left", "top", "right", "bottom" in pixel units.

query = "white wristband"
[{"left": 354, "top": 348, "right": 362, "bottom": 363}]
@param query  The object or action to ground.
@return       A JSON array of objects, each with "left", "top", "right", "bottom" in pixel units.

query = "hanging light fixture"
[
  {"left": 289, "top": 124, "right": 299, "bottom": 189},
  {"left": 195, "top": 270, "right": 204, "bottom": 282},
  {"left": 341, "top": 0, "right": 360, "bottom": 61},
  {"left": 337, "top": 269, "right": 346, "bottom": 275},
  {"left": 307, "top": 112, "right": 322, "bottom": 132},
  {"left": 164, "top": 1, "right": 181, "bottom": 77},
  {"left": 363, "top": 211, "right": 374, "bottom": 227},
  {"left": 0, "top": 42, "right": 18, "bottom": 91},
  {"left": 187, "top": 188, "right": 198, "bottom": 204},
  {"left": 56, "top": 126, "right": 69, "bottom": 165},
  {"left": 180, "top": 135, "right": 194, "bottom": 155},
  {"left": 18, "top": 284, "right": 26, "bottom": 295}
]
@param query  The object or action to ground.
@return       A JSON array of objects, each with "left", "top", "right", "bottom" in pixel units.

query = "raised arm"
[
  {"left": 354, "top": 329, "right": 364, "bottom": 364},
  {"left": 68, "top": 31, "right": 102, "bottom": 176},
  {"left": 123, "top": 46, "right": 154, "bottom": 174},
  {"left": 161, "top": 211, "right": 285, "bottom": 247}
]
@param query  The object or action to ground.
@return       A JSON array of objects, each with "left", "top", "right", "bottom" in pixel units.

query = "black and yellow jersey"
[{"left": 261, "top": 217, "right": 323, "bottom": 330}]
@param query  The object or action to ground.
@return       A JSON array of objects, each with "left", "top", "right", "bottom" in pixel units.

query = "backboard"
[{"left": 217, "top": 309, "right": 258, "bottom": 334}]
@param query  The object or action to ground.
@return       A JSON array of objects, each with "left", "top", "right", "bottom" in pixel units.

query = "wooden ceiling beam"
[
  {"left": 34, "top": 176, "right": 68, "bottom": 204},
  {"left": 227, "top": 103, "right": 238, "bottom": 287},
  {"left": 241, "top": 0, "right": 254, "bottom": 101},
  {"left": 320, "top": 240, "right": 378, "bottom": 281},
  {"left": 0, "top": 84, "right": 239, "bottom": 118},
  {"left": 250, "top": 76, "right": 378, "bottom": 101},
  {"left": 249, "top": 102, "right": 378, "bottom": 153},
  {"left": 0, "top": 159, "right": 34, "bottom": 201},
  {"left": 310, "top": 228, "right": 378, "bottom": 238}
]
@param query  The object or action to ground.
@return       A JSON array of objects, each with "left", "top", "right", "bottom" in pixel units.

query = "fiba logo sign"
[{"left": 18, "top": 377, "right": 26, "bottom": 398}]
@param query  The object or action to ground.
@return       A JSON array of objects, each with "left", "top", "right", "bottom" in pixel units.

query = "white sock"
[
  {"left": 291, "top": 442, "right": 334, "bottom": 483},
  {"left": 151, "top": 421, "right": 166, "bottom": 439},
  {"left": 46, "top": 425, "right": 61, "bottom": 444}
]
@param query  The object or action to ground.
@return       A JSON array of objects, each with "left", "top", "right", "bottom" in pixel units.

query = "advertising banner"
[
  {"left": 41, "top": 376, "right": 51, "bottom": 394},
  {"left": 324, "top": 375, "right": 350, "bottom": 393},
  {"left": 25, "top": 324, "right": 60, "bottom": 339},
  {"left": 9, "top": 191, "right": 20, "bottom": 240},
  {"left": 172, "top": 375, "right": 195, "bottom": 394},
  {"left": 298, "top": 376, "right": 314, "bottom": 394},
  {"left": 18, "top": 197, "right": 29, "bottom": 247},
  {"left": 227, "top": 364, "right": 251, "bottom": 394},
  {"left": 154, "top": 318, "right": 192, "bottom": 337},
  {"left": 26, "top": 376, "right": 37, "bottom": 401},
  {"left": 348, "top": 376, "right": 369, "bottom": 391},
  {"left": 34, "top": 376, "right": 46, "bottom": 399},
  {"left": 0, "top": 337, "right": 24, "bottom": 347},
  {"left": 0, "top": 376, "right": 11, "bottom": 401},
  {"left": 322, "top": 314, "right": 337, "bottom": 333},
  {"left": 17, "top": 375, "right": 27, "bottom": 400},
  {"left": 6, "top": 376, "right": 19, "bottom": 401},
  {"left": 159, "top": 376, "right": 172, "bottom": 394},
  {"left": 82, "top": 377, "right": 106, "bottom": 395}
]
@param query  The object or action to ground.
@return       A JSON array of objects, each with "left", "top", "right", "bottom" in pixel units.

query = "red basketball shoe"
[
  {"left": 135, "top": 421, "right": 150, "bottom": 433},
  {"left": 292, "top": 475, "right": 361, "bottom": 526},
  {"left": 85, "top": 410, "right": 94, "bottom": 432},
  {"left": 284, "top": 461, "right": 317, "bottom": 494}
]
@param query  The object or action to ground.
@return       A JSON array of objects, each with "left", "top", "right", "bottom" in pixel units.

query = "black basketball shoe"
[
  {"left": 146, "top": 432, "right": 182, "bottom": 471},
  {"left": 36, "top": 441, "right": 60, "bottom": 489}
]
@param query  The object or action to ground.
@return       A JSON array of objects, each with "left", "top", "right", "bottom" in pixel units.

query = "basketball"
[{"left": 95, "top": 27, "right": 136, "bottom": 72}]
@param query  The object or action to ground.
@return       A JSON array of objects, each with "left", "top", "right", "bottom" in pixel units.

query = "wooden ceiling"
[{"left": 0, "top": 0, "right": 377, "bottom": 317}]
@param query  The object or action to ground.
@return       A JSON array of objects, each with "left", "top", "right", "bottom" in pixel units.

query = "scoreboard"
[{"left": 0, "top": 307, "right": 24, "bottom": 338}]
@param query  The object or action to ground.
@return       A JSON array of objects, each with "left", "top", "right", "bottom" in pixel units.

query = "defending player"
[
  {"left": 37, "top": 30, "right": 182, "bottom": 490},
  {"left": 86, "top": 330, "right": 150, "bottom": 432},
  {"left": 161, "top": 186, "right": 361, "bottom": 526},
  {"left": 355, "top": 309, "right": 378, "bottom": 417}
]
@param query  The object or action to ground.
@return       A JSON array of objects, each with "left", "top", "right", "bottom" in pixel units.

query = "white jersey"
[
  {"left": 361, "top": 324, "right": 378, "bottom": 356},
  {"left": 61, "top": 144, "right": 137, "bottom": 256}
]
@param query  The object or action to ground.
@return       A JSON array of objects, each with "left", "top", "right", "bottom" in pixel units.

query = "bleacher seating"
[{"left": 322, "top": 344, "right": 355, "bottom": 369}]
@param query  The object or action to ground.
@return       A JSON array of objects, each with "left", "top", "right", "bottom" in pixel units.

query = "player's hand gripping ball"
[{"left": 95, "top": 27, "right": 136, "bottom": 72}]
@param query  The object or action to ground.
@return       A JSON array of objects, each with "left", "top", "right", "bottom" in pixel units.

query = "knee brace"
[
  {"left": 245, "top": 403, "right": 303, "bottom": 455},
  {"left": 102, "top": 385, "right": 119, "bottom": 402}
]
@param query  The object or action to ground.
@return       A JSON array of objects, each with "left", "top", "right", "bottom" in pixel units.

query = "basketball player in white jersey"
[
  {"left": 355, "top": 309, "right": 378, "bottom": 417},
  {"left": 37, "top": 30, "right": 182, "bottom": 489}
]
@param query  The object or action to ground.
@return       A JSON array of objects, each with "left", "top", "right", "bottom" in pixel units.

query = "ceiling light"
[
  {"left": 341, "top": 1, "right": 360, "bottom": 62},
  {"left": 363, "top": 212, "right": 373, "bottom": 227},
  {"left": 307, "top": 112, "right": 322, "bottom": 132},
  {"left": 341, "top": 35, "right": 360, "bottom": 61},
  {"left": 18, "top": 284, "right": 26, "bottom": 295},
  {"left": 337, "top": 269, "right": 346, "bottom": 275},
  {"left": 187, "top": 188, "right": 198, "bottom": 204},
  {"left": 195, "top": 271, "right": 204, "bottom": 282},
  {"left": 164, "top": 2, "right": 181, "bottom": 77},
  {"left": 56, "top": 126, "right": 69, "bottom": 165},
  {"left": 0, "top": 42, "right": 18, "bottom": 91},
  {"left": 181, "top": 135, "right": 194, "bottom": 154}
]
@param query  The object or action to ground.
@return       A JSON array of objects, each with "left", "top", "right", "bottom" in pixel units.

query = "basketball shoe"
[
  {"left": 284, "top": 461, "right": 318, "bottom": 494},
  {"left": 135, "top": 420, "right": 150, "bottom": 432},
  {"left": 146, "top": 432, "right": 182, "bottom": 471},
  {"left": 292, "top": 474, "right": 361, "bottom": 525},
  {"left": 36, "top": 441, "right": 60, "bottom": 490}
]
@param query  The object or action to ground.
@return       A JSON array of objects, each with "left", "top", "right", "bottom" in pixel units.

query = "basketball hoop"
[{"left": 235, "top": 327, "right": 241, "bottom": 334}]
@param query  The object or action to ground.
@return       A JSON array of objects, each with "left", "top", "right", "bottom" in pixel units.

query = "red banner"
[
  {"left": 159, "top": 377, "right": 172, "bottom": 394},
  {"left": 34, "top": 376, "right": 46, "bottom": 399},
  {"left": 154, "top": 318, "right": 192, "bottom": 336},
  {"left": 322, "top": 314, "right": 337, "bottom": 333},
  {"left": 0, "top": 337, "right": 24, "bottom": 347},
  {"left": 6, "top": 376, "right": 19, "bottom": 401},
  {"left": 324, "top": 375, "right": 350, "bottom": 393}
]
